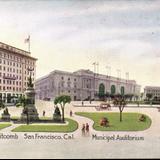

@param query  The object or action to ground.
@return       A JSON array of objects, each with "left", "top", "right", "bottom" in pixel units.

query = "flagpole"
[{"left": 28, "top": 35, "right": 30, "bottom": 53}]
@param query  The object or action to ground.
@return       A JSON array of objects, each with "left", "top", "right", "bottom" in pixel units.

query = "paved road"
[{"left": 0, "top": 100, "right": 160, "bottom": 159}]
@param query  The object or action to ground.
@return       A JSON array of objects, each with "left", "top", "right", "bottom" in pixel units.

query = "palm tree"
[{"left": 54, "top": 95, "right": 71, "bottom": 122}]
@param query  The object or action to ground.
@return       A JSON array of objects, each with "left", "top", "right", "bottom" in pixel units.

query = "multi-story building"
[
  {"left": 0, "top": 42, "right": 37, "bottom": 103},
  {"left": 35, "top": 69, "right": 141, "bottom": 101},
  {"left": 144, "top": 86, "right": 160, "bottom": 99}
]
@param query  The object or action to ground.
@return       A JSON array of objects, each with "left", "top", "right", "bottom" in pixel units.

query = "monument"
[{"left": 21, "top": 68, "right": 39, "bottom": 123}]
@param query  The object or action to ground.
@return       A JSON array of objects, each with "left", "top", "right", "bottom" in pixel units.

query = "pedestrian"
[
  {"left": 70, "top": 110, "right": 73, "bottom": 117},
  {"left": 86, "top": 123, "right": 89, "bottom": 135},
  {"left": 82, "top": 124, "right": 85, "bottom": 136},
  {"left": 43, "top": 110, "right": 45, "bottom": 117},
  {"left": 82, "top": 101, "right": 84, "bottom": 106}
]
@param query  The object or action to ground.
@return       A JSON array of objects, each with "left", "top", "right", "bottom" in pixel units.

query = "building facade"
[
  {"left": 35, "top": 69, "right": 141, "bottom": 101},
  {"left": 0, "top": 42, "right": 37, "bottom": 103},
  {"left": 144, "top": 86, "right": 160, "bottom": 99}
]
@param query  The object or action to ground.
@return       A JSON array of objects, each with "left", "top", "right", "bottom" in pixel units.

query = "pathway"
[{"left": 0, "top": 122, "right": 20, "bottom": 132}]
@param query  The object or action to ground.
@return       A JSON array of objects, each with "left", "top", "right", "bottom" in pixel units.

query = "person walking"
[
  {"left": 70, "top": 110, "right": 73, "bottom": 117},
  {"left": 43, "top": 110, "right": 46, "bottom": 117},
  {"left": 86, "top": 123, "right": 90, "bottom": 136},
  {"left": 82, "top": 124, "right": 85, "bottom": 136}
]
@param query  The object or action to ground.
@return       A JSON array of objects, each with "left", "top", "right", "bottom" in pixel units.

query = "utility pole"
[
  {"left": 117, "top": 69, "right": 121, "bottom": 94},
  {"left": 93, "top": 62, "right": 96, "bottom": 100},
  {"left": 106, "top": 66, "right": 111, "bottom": 95},
  {"left": 126, "top": 72, "right": 129, "bottom": 95},
  {"left": 96, "top": 62, "right": 99, "bottom": 76}
]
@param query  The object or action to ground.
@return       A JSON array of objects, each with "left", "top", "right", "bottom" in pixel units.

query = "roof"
[
  {"left": 0, "top": 42, "right": 37, "bottom": 60},
  {"left": 144, "top": 86, "right": 160, "bottom": 89}
]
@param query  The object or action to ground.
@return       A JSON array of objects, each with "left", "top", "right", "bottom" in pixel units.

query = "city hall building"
[
  {"left": 35, "top": 69, "right": 141, "bottom": 101},
  {"left": 0, "top": 42, "right": 37, "bottom": 103},
  {"left": 144, "top": 86, "right": 160, "bottom": 99}
]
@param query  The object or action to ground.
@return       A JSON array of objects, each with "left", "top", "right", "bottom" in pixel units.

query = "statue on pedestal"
[{"left": 21, "top": 68, "right": 39, "bottom": 124}]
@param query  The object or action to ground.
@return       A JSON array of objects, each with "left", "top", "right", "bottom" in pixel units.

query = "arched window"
[
  {"left": 111, "top": 85, "right": 116, "bottom": 95},
  {"left": 121, "top": 86, "right": 125, "bottom": 95},
  {"left": 99, "top": 83, "right": 105, "bottom": 96}
]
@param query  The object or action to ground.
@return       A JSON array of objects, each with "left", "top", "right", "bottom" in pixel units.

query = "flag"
[{"left": 24, "top": 35, "right": 30, "bottom": 43}]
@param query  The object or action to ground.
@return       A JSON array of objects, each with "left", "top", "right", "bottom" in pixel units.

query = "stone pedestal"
[{"left": 21, "top": 86, "right": 39, "bottom": 122}]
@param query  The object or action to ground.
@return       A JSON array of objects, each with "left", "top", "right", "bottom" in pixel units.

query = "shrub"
[
  {"left": 16, "top": 103, "right": 21, "bottom": 107},
  {"left": 139, "top": 114, "right": 146, "bottom": 122},
  {"left": 53, "top": 106, "right": 61, "bottom": 122}
]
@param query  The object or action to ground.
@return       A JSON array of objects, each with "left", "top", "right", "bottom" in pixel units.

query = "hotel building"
[
  {"left": 0, "top": 42, "right": 37, "bottom": 103},
  {"left": 35, "top": 69, "right": 141, "bottom": 101}
]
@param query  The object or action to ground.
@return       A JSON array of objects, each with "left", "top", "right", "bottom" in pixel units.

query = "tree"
[
  {"left": 140, "top": 92, "right": 144, "bottom": 101},
  {"left": 54, "top": 95, "right": 71, "bottom": 122},
  {"left": 16, "top": 95, "right": 26, "bottom": 108},
  {"left": 0, "top": 100, "right": 5, "bottom": 110},
  {"left": 16, "top": 95, "right": 30, "bottom": 125},
  {"left": 146, "top": 93, "right": 152, "bottom": 101},
  {"left": 113, "top": 97, "right": 127, "bottom": 122},
  {"left": 0, "top": 100, "right": 6, "bottom": 117},
  {"left": 53, "top": 106, "right": 61, "bottom": 122}
]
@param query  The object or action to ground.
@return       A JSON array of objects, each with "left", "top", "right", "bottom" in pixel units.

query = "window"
[
  {"left": 68, "top": 78, "right": 70, "bottom": 81},
  {"left": 61, "top": 77, "right": 64, "bottom": 80}
]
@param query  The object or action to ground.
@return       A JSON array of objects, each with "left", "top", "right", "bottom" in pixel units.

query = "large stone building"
[
  {"left": 35, "top": 69, "right": 141, "bottom": 101},
  {"left": 0, "top": 42, "right": 37, "bottom": 103},
  {"left": 144, "top": 86, "right": 160, "bottom": 99}
]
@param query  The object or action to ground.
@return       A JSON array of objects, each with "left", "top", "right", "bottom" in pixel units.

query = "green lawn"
[
  {"left": 75, "top": 112, "right": 152, "bottom": 131},
  {"left": 12, "top": 118, "right": 78, "bottom": 132},
  {"left": 0, "top": 124, "right": 11, "bottom": 130}
]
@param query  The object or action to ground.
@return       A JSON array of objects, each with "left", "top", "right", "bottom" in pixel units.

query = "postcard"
[{"left": 0, "top": 0, "right": 159, "bottom": 159}]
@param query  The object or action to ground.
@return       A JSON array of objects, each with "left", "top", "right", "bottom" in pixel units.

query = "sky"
[{"left": 0, "top": 0, "right": 160, "bottom": 91}]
